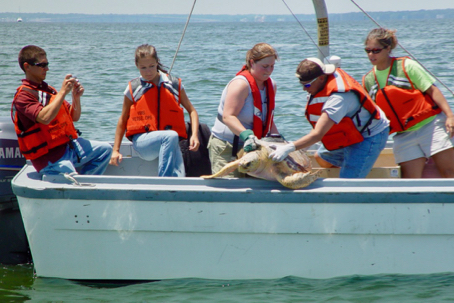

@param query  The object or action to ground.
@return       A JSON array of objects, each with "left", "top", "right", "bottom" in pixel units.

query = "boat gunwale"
[{"left": 11, "top": 164, "right": 454, "bottom": 203}]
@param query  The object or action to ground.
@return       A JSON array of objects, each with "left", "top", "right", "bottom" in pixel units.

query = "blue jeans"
[
  {"left": 132, "top": 130, "right": 185, "bottom": 177},
  {"left": 317, "top": 127, "right": 389, "bottom": 178},
  {"left": 40, "top": 137, "right": 112, "bottom": 175}
]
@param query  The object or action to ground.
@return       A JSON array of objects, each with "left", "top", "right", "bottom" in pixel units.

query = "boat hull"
[{"left": 12, "top": 164, "right": 454, "bottom": 280}]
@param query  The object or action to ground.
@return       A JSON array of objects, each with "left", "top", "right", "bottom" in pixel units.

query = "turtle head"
[{"left": 237, "top": 151, "right": 260, "bottom": 173}]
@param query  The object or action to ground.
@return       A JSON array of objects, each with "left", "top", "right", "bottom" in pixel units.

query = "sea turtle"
[{"left": 202, "top": 137, "right": 320, "bottom": 189}]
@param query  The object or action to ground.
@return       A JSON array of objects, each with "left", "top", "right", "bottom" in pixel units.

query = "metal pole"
[{"left": 312, "top": 0, "right": 329, "bottom": 60}]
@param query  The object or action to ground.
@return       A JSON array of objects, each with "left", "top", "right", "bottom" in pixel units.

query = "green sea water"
[
  {"left": 1, "top": 15, "right": 454, "bottom": 302},
  {"left": 3, "top": 264, "right": 454, "bottom": 302}
]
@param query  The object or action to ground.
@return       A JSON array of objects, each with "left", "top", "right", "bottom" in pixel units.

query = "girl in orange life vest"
[
  {"left": 269, "top": 58, "right": 390, "bottom": 178},
  {"left": 209, "top": 43, "right": 280, "bottom": 177},
  {"left": 109, "top": 44, "right": 200, "bottom": 177},
  {"left": 363, "top": 28, "right": 454, "bottom": 178}
]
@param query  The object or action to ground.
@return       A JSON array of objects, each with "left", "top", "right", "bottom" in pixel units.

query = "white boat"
[
  {"left": 9, "top": 0, "right": 454, "bottom": 280},
  {"left": 11, "top": 147, "right": 454, "bottom": 280},
  {"left": 16, "top": 17, "right": 22, "bottom": 22},
  {"left": 10, "top": 136, "right": 449, "bottom": 280}
]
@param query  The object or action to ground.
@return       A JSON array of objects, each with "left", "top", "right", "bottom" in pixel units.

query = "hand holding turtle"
[
  {"left": 240, "top": 129, "right": 258, "bottom": 153},
  {"left": 269, "top": 142, "right": 296, "bottom": 162}
]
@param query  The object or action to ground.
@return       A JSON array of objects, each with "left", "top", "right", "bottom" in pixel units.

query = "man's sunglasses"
[
  {"left": 299, "top": 77, "right": 318, "bottom": 88},
  {"left": 30, "top": 61, "right": 49, "bottom": 68}
]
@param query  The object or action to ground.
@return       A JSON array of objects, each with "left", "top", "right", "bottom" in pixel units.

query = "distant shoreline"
[{"left": 1, "top": 9, "right": 453, "bottom": 23}]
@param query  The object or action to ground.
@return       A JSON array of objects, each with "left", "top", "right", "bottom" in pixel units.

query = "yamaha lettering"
[
  {"left": 0, "top": 147, "right": 23, "bottom": 159},
  {"left": 0, "top": 139, "right": 26, "bottom": 172}
]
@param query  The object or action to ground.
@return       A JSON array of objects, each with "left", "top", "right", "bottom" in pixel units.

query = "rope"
[
  {"left": 281, "top": 0, "right": 329, "bottom": 60},
  {"left": 350, "top": 0, "right": 454, "bottom": 97},
  {"left": 169, "top": 0, "right": 197, "bottom": 74}
]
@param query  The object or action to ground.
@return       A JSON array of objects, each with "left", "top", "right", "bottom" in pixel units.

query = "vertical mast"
[{"left": 312, "top": 0, "right": 329, "bottom": 60}]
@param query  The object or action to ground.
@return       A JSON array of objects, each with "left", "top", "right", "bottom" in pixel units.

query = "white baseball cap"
[
  {"left": 306, "top": 57, "right": 336, "bottom": 74},
  {"left": 296, "top": 57, "right": 336, "bottom": 82}
]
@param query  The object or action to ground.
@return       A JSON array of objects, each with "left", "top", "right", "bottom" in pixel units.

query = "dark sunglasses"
[
  {"left": 299, "top": 77, "right": 318, "bottom": 88},
  {"left": 364, "top": 47, "right": 387, "bottom": 54},
  {"left": 30, "top": 61, "right": 49, "bottom": 68}
]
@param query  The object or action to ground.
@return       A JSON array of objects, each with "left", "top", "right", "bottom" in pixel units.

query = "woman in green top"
[{"left": 363, "top": 28, "right": 454, "bottom": 178}]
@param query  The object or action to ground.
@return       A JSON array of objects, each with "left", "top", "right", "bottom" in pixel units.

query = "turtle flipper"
[
  {"left": 276, "top": 170, "right": 321, "bottom": 189},
  {"left": 201, "top": 160, "right": 241, "bottom": 179}
]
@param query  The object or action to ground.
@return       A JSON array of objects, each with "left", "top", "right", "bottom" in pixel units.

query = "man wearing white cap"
[{"left": 269, "top": 57, "right": 390, "bottom": 178}]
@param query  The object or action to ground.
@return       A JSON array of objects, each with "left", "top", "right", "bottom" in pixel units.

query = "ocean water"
[
  {"left": 1, "top": 16, "right": 454, "bottom": 302},
  {"left": 1, "top": 19, "right": 453, "bottom": 142},
  {"left": 3, "top": 265, "right": 454, "bottom": 302}
]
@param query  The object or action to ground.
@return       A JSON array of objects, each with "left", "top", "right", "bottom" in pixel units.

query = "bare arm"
[
  {"left": 180, "top": 89, "right": 200, "bottom": 151},
  {"left": 69, "top": 80, "right": 84, "bottom": 122},
  {"left": 109, "top": 96, "right": 132, "bottom": 166},
  {"left": 269, "top": 112, "right": 335, "bottom": 162},
  {"left": 222, "top": 79, "right": 250, "bottom": 136},
  {"left": 293, "top": 112, "right": 335, "bottom": 150},
  {"left": 425, "top": 85, "right": 454, "bottom": 136},
  {"left": 36, "top": 75, "right": 78, "bottom": 124}
]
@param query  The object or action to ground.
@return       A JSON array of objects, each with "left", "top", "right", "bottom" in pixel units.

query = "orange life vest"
[
  {"left": 363, "top": 57, "right": 441, "bottom": 134},
  {"left": 306, "top": 68, "right": 380, "bottom": 151},
  {"left": 236, "top": 66, "right": 275, "bottom": 139},
  {"left": 125, "top": 76, "right": 187, "bottom": 140},
  {"left": 11, "top": 85, "right": 78, "bottom": 160}
]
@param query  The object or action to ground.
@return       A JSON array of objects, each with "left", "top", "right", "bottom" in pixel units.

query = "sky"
[{"left": 5, "top": 0, "right": 454, "bottom": 15}]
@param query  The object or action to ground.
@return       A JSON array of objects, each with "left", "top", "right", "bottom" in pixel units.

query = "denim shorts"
[{"left": 317, "top": 127, "right": 389, "bottom": 178}]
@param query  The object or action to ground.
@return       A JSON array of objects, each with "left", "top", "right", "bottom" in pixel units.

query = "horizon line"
[{"left": 3, "top": 8, "right": 454, "bottom": 16}]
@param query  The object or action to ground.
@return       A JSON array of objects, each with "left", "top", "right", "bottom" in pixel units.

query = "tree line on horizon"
[{"left": 1, "top": 9, "right": 453, "bottom": 23}]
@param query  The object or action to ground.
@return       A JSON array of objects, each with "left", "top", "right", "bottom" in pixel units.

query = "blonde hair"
[
  {"left": 365, "top": 28, "right": 398, "bottom": 51},
  {"left": 245, "top": 43, "right": 278, "bottom": 69}
]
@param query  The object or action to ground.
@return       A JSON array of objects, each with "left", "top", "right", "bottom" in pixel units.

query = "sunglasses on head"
[
  {"left": 299, "top": 77, "right": 318, "bottom": 88},
  {"left": 30, "top": 61, "right": 49, "bottom": 68},
  {"left": 364, "top": 47, "right": 387, "bottom": 54}
]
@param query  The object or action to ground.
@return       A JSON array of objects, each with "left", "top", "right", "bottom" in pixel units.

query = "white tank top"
[{"left": 211, "top": 75, "right": 272, "bottom": 144}]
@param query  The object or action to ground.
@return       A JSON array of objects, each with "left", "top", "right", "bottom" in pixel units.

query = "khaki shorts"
[
  {"left": 207, "top": 135, "right": 245, "bottom": 178},
  {"left": 393, "top": 113, "right": 454, "bottom": 164}
]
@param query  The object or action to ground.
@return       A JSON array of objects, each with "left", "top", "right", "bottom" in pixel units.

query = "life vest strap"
[
  {"left": 17, "top": 127, "right": 41, "bottom": 138},
  {"left": 20, "top": 142, "right": 48, "bottom": 155}
]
